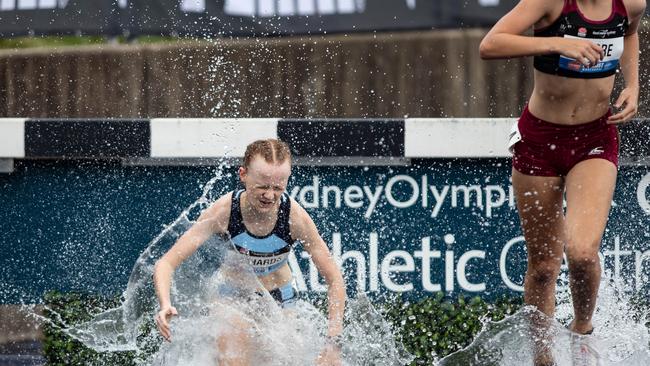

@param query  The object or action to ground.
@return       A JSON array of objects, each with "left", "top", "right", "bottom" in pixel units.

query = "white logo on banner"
[
  {"left": 638, "top": 173, "right": 650, "bottom": 214},
  {"left": 289, "top": 175, "right": 516, "bottom": 219},
  {"left": 289, "top": 232, "right": 650, "bottom": 294},
  {"left": 224, "top": 0, "right": 360, "bottom": 16},
  {"left": 500, "top": 236, "right": 525, "bottom": 291},
  {"left": 179, "top": 0, "right": 417, "bottom": 16},
  {"left": 181, "top": 0, "right": 205, "bottom": 12},
  {"left": 0, "top": 0, "right": 68, "bottom": 11},
  {"left": 290, "top": 233, "right": 488, "bottom": 294},
  {"left": 478, "top": 0, "right": 499, "bottom": 6},
  {"left": 284, "top": 174, "right": 650, "bottom": 295}
]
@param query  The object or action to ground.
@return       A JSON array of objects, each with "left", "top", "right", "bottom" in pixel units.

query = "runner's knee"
[
  {"left": 567, "top": 251, "right": 600, "bottom": 275},
  {"left": 527, "top": 259, "right": 562, "bottom": 286},
  {"left": 216, "top": 316, "right": 254, "bottom": 361}
]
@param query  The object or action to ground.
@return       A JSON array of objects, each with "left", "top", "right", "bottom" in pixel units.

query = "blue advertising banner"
[
  {"left": 288, "top": 160, "right": 650, "bottom": 299},
  {"left": 1, "top": 159, "right": 649, "bottom": 304}
]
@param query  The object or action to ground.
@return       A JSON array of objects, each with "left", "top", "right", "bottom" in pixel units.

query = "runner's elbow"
[{"left": 479, "top": 37, "right": 498, "bottom": 59}]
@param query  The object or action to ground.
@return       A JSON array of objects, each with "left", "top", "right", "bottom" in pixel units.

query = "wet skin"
[
  {"left": 153, "top": 155, "right": 345, "bottom": 365},
  {"left": 238, "top": 158, "right": 295, "bottom": 291},
  {"left": 480, "top": 0, "right": 646, "bottom": 364}
]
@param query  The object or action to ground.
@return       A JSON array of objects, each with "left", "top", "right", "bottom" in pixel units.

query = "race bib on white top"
[{"left": 559, "top": 34, "right": 624, "bottom": 74}]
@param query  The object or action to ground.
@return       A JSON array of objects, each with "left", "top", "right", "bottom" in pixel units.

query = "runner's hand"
[
  {"left": 155, "top": 306, "right": 178, "bottom": 341},
  {"left": 554, "top": 37, "right": 604, "bottom": 67},
  {"left": 608, "top": 87, "right": 639, "bottom": 125}
]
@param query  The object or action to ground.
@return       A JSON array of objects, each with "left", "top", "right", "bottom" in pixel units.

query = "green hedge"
[
  {"left": 42, "top": 292, "right": 158, "bottom": 366},
  {"left": 42, "top": 291, "right": 523, "bottom": 365},
  {"left": 384, "top": 293, "right": 522, "bottom": 364},
  {"left": 0, "top": 36, "right": 178, "bottom": 49}
]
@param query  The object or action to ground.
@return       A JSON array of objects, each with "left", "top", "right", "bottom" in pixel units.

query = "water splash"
[
  {"left": 53, "top": 170, "right": 227, "bottom": 352},
  {"left": 342, "top": 291, "right": 413, "bottom": 365},
  {"left": 36, "top": 168, "right": 411, "bottom": 365},
  {"left": 438, "top": 274, "right": 650, "bottom": 366}
]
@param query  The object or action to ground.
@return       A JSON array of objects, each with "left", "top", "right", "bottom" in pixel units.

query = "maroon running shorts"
[{"left": 510, "top": 106, "right": 619, "bottom": 177}]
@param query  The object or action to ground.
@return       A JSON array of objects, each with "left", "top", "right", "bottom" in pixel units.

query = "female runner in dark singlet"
[
  {"left": 153, "top": 139, "right": 345, "bottom": 365},
  {"left": 480, "top": 0, "right": 645, "bottom": 365}
]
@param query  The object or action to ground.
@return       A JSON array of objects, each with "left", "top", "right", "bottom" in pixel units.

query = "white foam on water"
[
  {"left": 439, "top": 273, "right": 650, "bottom": 366},
  {"left": 144, "top": 254, "right": 330, "bottom": 366},
  {"left": 34, "top": 168, "right": 411, "bottom": 365}
]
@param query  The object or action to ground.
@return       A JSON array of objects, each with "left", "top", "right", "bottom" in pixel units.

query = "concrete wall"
[
  {"left": 0, "top": 29, "right": 542, "bottom": 119},
  {"left": 2, "top": 27, "right": 648, "bottom": 119},
  {"left": 3, "top": 27, "right": 648, "bottom": 119},
  {"left": 0, "top": 306, "right": 42, "bottom": 344}
]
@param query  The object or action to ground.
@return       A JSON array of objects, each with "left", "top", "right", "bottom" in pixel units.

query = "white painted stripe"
[
  {"left": 150, "top": 118, "right": 278, "bottom": 158},
  {"left": 0, "top": 119, "right": 25, "bottom": 158},
  {"left": 405, "top": 118, "right": 516, "bottom": 158}
]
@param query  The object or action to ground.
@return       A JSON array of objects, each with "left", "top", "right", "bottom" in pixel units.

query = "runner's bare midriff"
[
  {"left": 258, "top": 264, "right": 293, "bottom": 290},
  {"left": 528, "top": 70, "right": 615, "bottom": 125}
]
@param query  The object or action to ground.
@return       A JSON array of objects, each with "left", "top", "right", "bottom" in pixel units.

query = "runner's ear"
[{"left": 239, "top": 166, "right": 247, "bottom": 182}]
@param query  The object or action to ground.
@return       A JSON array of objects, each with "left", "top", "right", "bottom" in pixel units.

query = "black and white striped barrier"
[{"left": 0, "top": 118, "right": 648, "bottom": 169}]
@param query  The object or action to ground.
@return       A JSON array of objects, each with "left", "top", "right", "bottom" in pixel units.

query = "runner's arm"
[
  {"left": 480, "top": 0, "right": 603, "bottom": 64},
  {"left": 153, "top": 193, "right": 231, "bottom": 309},
  {"left": 609, "top": 0, "right": 646, "bottom": 123},
  {"left": 291, "top": 200, "right": 346, "bottom": 337},
  {"left": 480, "top": 0, "right": 555, "bottom": 58}
]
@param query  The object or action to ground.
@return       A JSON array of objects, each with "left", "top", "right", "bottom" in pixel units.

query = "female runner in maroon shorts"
[{"left": 480, "top": 0, "right": 645, "bottom": 365}]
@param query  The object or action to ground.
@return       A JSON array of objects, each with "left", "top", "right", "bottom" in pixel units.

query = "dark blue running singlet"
[
  {"left": 228, "top": 189, "right": 296, "bottom": 276},
  {"left": 534, "top": 0, "right": 629, "bottom": 78}
]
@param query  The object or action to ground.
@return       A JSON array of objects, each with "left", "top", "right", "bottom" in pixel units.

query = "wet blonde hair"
[{"left": 243, "top": 139, "right": 292, "bottom": 168}]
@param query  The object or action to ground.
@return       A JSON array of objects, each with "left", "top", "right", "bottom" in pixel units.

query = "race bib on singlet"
[
  {"left": 233, "top": 245, "right": 291, "bottom": 275},
  {"left": 246, "top": 252, "right": 289, "bottom": 270},
  {"left": 230, "top": 232, "right": 293, "bottom": 275},
  {"left": 559, "top": 34, "right": 624, "bottom": 74}
]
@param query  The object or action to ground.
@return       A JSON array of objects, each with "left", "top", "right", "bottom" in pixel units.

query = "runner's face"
[{"left": 239, "top": 156, "right": 291, "bottom": 213}]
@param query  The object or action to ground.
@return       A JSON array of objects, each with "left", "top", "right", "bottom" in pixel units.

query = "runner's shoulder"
[
  {"left": 493, "top": 0, "right": 562, "bottom": 33},
  {"left": 623, "top": 0, "right": 646, "bottom": 19},
  {"left": 288, "top": 196, "right": 313, "bottom": 231},
  {"left": 289, "top": 196, "right": 308, "bottom": 219},
  {"left": 197, "top": 191, "right": 234, "bottom": 233}
]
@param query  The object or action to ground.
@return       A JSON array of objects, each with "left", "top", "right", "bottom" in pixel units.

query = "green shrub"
[
  {"left": 383, "top": 293, "right": 523, "bottom": 365},
  {"left": 43, "top": 290, "right": 524, "bottom": 365},
  {"left": 0, "top": 35, "right": 179, "bottom": 49},
  {"left": 42, "top": 291, "right": 139, "bottom": 366}
]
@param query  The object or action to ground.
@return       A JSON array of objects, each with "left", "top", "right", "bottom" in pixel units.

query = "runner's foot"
[
  {"left": 570, "top": 332, "right": 601, "bottom": 366},
  {"left": 568, "top": 321, "right": 600, "bottom": 366}
]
